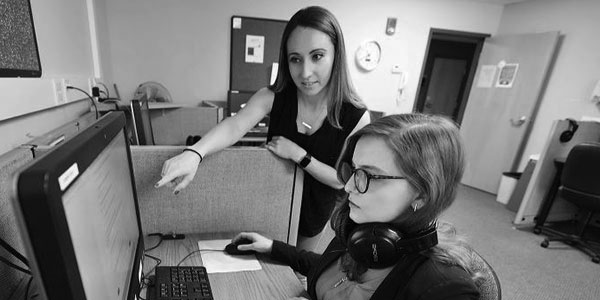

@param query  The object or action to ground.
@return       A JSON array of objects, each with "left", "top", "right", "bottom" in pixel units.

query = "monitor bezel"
[{"left": 11, "top": 112, "right": 144, "bottom": 300}]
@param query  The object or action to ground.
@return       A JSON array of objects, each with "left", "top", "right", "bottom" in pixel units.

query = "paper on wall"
[
  {"left": 197, "top": 239, "right": 262, "bottom": 273},
  {"left": 476, "top": 65, "right": 496, "bottom": 88},
  {"left": 496, "top": 63, "right": 519, "bottom": 88},
  {"left": 232, "top": 17, "right": 242, "bottom": 29},
  {"left": 245, "top": 35, "right": 264, "bottom": 64}
]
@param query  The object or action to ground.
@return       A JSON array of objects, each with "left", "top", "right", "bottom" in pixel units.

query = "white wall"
[
  {"left": 0, "top": 0, "right": 96, "bottom": 155},
  {"left": 497, "top": 0, "right": 600, "bottom": 168},
  {"left": 0, "top": 0, "right": 95, "bottom": 121},
  {"left": 102, "top": 0, "right": 503, "bottom": 113}
]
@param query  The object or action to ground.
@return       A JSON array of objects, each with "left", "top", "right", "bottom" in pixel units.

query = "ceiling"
[{"left": 467, "top": 0, "right": 537, "bottom": 5}]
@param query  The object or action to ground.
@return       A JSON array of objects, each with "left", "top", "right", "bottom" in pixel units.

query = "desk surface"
[{"left": 143, "top": 233, "right": 307, "bottom": 299}]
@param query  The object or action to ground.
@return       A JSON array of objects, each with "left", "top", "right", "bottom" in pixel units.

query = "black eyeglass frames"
[{"left": 339, "top": 162, "right": 406, "bottom": 193}]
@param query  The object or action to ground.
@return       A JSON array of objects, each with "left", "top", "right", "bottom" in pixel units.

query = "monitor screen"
[{"left": 11, "top": 112, "right": 144, "bottom": 300}]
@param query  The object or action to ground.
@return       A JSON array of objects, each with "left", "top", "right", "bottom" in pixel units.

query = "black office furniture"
[
  {"left": 130, "top": 97, "right": 155, "bottom": 145},
  {"left": 539, "top": 142, "right": 600, "bottom": 263},
  {"left": 533, "top": 158, "right": 565, "bottom": 233}
]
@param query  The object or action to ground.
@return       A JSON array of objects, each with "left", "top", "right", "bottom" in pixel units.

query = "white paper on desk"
[{"left": 197, "top": 239, "right": 262, "bottom": 274}]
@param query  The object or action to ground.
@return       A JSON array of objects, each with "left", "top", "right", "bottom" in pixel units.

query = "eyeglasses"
[{"left": 339, "top": 162, "right": 406, "bottom": 194}]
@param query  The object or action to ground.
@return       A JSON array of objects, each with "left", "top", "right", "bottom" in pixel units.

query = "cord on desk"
[
  {"left": 145, "top": 233, "right": 163, "bottom": 252},
  {"left": 66, "top": 86, "right": 98, "bottom": 119},
  {"left": 176, "top": 249, "right": 223, "bottom": 267},
  {"left": 0, "top": 237, "right": 37, "bottom": 299},
  {"left": 143, "top": 253, "right": 162, "bottom": 277},
  {"left": 99, "top": 97, "right": 121, "bottom": 103},
  {"left": 24, "top": 275, "right": 40, "bottom": 299},
  {"left": 0, "top": 237, "right": 31, "bottom": 275},
  {"left": 99, "top": 82, "right": 110, "bottom": 99},
  {"left": 138, "top": 253, "right": 162, "bottom": 300}
]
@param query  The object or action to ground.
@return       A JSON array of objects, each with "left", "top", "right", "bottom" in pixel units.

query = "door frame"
[{"left": 414, "top": 29, "right": 490, "bottom": 124}]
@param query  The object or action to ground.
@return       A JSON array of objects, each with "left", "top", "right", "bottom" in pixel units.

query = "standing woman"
[
  {"left": 231, "top": 114, "right": 482, "bottom": 299},
  {"left": 156, "top": 6, "right": 369, "bottom": 247}
]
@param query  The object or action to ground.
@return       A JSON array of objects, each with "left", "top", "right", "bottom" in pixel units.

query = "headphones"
[
  {"left": 559, "top": 119, "right": 579, "bottom": 143},
  {"left": 347, "top": 223, "right": 438, "bottom": 269}
]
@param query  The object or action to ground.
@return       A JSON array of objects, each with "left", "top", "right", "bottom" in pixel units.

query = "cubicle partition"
[
  {"left": 96, "top": 103, "right": 224, "bottom": 146},
  {"left": 515, "top": 120, "right": 600, "bottom": 225},
  {"left": 0, "top": 148, "right": 35, "bottom": 299},
  {"left": 130, "top": 146, "right": 303, "bottom": 245},
  {"left": 149, "top": 104, "right": 223, "bottom": 145}
]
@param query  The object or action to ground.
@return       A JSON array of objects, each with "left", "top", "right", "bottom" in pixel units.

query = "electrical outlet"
[{"left": 53, "top": 79, "right": 67, "bottom": 105}]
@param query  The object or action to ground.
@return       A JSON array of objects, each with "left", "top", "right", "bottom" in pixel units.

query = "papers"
[
  {"left": 245, "top": 35, "right": 264, "bottom": 63},
  {"left": 476, "top": 65, "right": 496, "bottom": 88},
  {"left": 197, "top": 239, "right": 262, "bottom": 274}
]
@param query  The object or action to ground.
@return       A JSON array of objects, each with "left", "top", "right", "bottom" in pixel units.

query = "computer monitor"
[
  {"left": 11, "top": 112, "right": 145, "bottom": 300},
  {"left": 130, "top": 96, "right": 155, "bottom": 145}
]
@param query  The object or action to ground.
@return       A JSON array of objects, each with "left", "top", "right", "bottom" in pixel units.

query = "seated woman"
[{"left": 231, "top": 113, "right": 482, "bottom": 299}]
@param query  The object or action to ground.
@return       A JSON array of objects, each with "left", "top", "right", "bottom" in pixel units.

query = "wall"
[
  {"left": 497, "top": 0, "right": 600, "bottom": 169},
  {"left": 0, "top": 0, "right": 97, "bottom": 155},
  {"left": 102, "top": 0, "right": 503, "bottom": 113}
]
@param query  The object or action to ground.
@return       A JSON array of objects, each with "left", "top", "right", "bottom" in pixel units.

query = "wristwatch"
[{"left": 298, "top": 153, "right": 312, "bottom": 168}]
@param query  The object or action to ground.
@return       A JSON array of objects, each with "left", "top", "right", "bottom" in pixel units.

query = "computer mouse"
[{"left": 224, "top": 238, "right": 256, "bottom": 255}]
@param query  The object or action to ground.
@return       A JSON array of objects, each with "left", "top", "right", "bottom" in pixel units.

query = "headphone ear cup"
[
  {"left": 559, "top": 119, "right": 579, "bottom": 143},
  {"left": 559, "top": 130, "right": 573, "bottom": 143},
  {"left": 347, "top": 224, "right": 401, "bottom": 269}
]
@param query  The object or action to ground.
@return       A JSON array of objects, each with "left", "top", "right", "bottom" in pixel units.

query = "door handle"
[{"left": 510, "top": 116, "right": 527, "bottom": 127}]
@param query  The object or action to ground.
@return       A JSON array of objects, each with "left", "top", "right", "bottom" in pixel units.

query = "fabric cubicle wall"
[{"left": 131, "top": 146, "right": 303, "bottom": 245}]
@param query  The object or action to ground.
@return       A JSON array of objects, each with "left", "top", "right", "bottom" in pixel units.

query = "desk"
[{"left": 143, "top": 233, "right": 308, "bottom": 299}]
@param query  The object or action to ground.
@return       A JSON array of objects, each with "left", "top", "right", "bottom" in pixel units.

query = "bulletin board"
[{"left": 229, "top": 16, "right": 287, "bottom": 92}]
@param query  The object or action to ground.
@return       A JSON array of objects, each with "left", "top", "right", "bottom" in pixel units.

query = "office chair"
[
  {"left": 470, "top": 249, "right": 502, "bottom": 300},
  {"left": 540, "top": 142, "right": 600, "bottom": 263}
]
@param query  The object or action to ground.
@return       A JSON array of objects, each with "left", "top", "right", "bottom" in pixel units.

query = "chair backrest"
[
  {"left": 561, "top": 142, "right": 600, "bottom": 195},
  {"left": 470, "top": 250, "right": 502, "bottom": 300}
]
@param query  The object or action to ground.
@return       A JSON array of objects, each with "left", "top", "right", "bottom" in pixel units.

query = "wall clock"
[{"left": 355, "top": 40, "right": 381, "bottom": 71}]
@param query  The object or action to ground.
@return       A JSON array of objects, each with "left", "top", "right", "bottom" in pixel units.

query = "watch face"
[{"left": 355, "top": 40, "right": 381, "bottom": 71}]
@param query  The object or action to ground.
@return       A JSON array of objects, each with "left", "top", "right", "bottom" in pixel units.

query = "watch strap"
[{"left": 298, "top": 153, "right": 312, "bottom": 168}]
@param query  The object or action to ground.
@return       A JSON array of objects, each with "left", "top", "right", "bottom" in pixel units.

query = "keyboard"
[{"left": 155, "top": 266, "right": 213, "bottom": 300}]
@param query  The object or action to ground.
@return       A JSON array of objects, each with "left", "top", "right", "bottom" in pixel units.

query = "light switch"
[{"left": 386, "top": 18, "right": 397, "bottom": 35}]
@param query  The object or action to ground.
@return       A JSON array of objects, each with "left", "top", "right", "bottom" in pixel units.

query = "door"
[
  {"left": 422, "top": 58, "right": 468, "bottom": 117},
  {"left": 460, "top": 31, "right": 560, "bottom": 193},
  {"left": 415, "top": 31, "right": 487, "bottom": 124}
]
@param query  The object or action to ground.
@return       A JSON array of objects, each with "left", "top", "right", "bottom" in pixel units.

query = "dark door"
[{"left": 415, "top": 30, "right": 488, "bottom": 124}]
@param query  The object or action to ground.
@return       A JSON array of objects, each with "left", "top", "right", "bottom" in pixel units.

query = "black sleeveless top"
[{"left": 268, "top": 87, "right": 366, "bottom": 237}]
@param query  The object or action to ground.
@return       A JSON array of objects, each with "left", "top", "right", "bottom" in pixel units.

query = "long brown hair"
[
  {"left": 331, "top": 114, "right": 480, "bottom": 281},
  {"left": 269, "top": 6, "right": 364, "bottom": 129}
]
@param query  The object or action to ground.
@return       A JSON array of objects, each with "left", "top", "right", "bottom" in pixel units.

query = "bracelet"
[{"left": 183, "top": 148, "right": 203, "bottom": 163}]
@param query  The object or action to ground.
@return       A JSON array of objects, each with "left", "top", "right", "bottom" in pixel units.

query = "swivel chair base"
[
  {"left": 541, "top": 236, "right": 600, "bottom": 263},
  {"left": 539, "top": 216, "right": 600, "bottom": 264}
]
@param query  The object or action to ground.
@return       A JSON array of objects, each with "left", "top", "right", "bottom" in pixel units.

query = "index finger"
[{"left": 155, "top": 171, "right": 179, "bottom": 188}]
